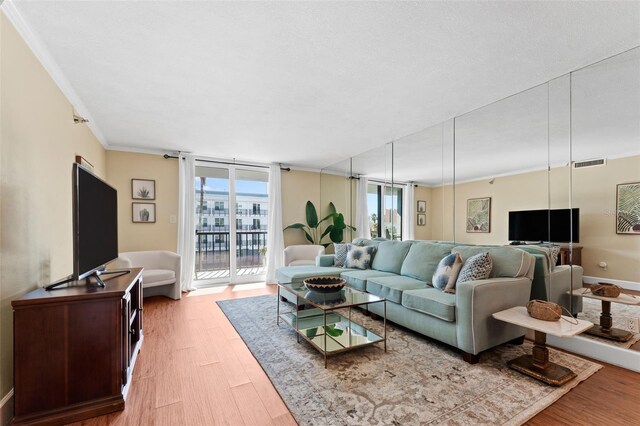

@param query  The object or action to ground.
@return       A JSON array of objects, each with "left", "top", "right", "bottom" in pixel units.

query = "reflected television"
[{"left": 508, "top": 208, "right": 579, "bottom": 243}]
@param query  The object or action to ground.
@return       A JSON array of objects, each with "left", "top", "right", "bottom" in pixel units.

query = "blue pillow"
[
  {"left": 456, "top": 252, "right": 492, "bottom": 285},
  {"left": 432, "top": 253, "right": 463, "bottom": 292},
  {"left": 345, "top": 245, "right": 377, "bottom": 270},
  {"left": 334, "top": 243, "right": 349, "bottom": 267}
]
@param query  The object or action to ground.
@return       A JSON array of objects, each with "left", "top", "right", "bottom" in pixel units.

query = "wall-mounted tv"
[
  {"left": 508, "top": 208, "right": 579, "bottom": 243},
  {"left": 73, "top": 163, "right": 119, "bottom": 280}
]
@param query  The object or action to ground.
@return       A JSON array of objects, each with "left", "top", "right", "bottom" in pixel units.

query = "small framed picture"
[
  {"left": 616, "top": 182, "right": 640, "bottom": 234},
  {"left": 132, "top": 179, "right": 156, "bottom": 200},
  {"left": 132, "top": 203, "right": 156, "bottom": 223},
  {"left": 417, "top": 214, "right": 426, "bottom": 226},
  {"left": 417, "top": 200, "right": 427, "bottom": 212}
]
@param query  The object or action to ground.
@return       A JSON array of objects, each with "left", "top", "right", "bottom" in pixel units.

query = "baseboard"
[
  {"left": 583, "top": 276, "right": 640, "bottom": 292},
  {"left": 1, "top": 389, "right": 14, "bottom": 426},
  {"left": 548, "top": 334, "right": 640, "bottom": 373}
]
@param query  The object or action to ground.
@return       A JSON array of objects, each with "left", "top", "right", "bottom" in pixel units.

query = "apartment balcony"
[{"left": 194, "top": 230, "right": 267, "bottom": 280}]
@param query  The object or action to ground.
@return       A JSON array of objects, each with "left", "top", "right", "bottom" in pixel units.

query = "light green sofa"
[{"left": 276, "top": 239, "right": 535, "bottom": 363}]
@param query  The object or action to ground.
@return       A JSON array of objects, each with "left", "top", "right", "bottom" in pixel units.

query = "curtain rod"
[
  {"left": 348, "top": 175, "right": 418, "bottom": 187},
  {"left": 163, "top": 154, "right": 290, "bottom": 171}
]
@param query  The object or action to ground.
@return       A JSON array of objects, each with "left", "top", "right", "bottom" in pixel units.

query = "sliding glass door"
[
  {"left": 367, "top": 182, "right": 404, "bottom": 240},
  {"left": 194, "top": 164, "right": 268, "bottom": 285}
]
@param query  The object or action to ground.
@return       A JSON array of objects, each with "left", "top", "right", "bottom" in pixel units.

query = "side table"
[
  {"left": 493, "top": 306, "right": 592, "bottom": 386},
  {"left": 575, "top": 291, "right": 640, "bottom": 342}
]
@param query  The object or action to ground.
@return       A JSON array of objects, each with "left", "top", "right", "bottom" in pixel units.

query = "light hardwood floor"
[{"left": 73, "top": 284, "right": 640, "bottom": 426}]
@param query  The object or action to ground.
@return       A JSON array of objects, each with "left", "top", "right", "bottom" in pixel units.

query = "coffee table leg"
[
  {"left": 296, "top": 295, "right": 300, "bottom": 343},
  {"left": 323, "top": 309, "right": 327, "bottom": 369},
  {"left": 276, "top": 285, "right": 280, "bottom": 326},
  {"left": 383, "top": 300, "right": 387, "bottom": 352},
  {"left": 585, "top": 300, "right": 634, "bottom": 342},
  {"left": 507, "top": 330, "right": 576, "bottom": 386},
  {"left": 348, "top": 306, "right": 352, "bottom": 348}
]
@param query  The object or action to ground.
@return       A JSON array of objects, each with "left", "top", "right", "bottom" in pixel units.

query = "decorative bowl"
[{"left": 303, "top": 276, "right": 346, "bottom": 293}]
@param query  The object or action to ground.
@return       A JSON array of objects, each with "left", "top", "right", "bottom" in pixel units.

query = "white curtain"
[
  {"left": 177, "top": 153, "right": 196, "bottom": 291},
  {"left": 266, "top": 164, "right": 285, "bottom": 283},
  {"left": 355, "top": 176, "right": 372, "bottom": 239},
  {"left": 404, "top": 183, "right": 415, "bottom": 240}
]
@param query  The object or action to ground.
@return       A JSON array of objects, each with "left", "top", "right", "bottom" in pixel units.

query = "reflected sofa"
[{"left": 277, "top": 239, "right": 536, "bottom": 363}]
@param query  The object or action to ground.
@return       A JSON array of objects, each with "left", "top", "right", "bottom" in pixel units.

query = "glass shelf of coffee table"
[{"left": 277, "top": 282, "right": 387, "bottom": 367}]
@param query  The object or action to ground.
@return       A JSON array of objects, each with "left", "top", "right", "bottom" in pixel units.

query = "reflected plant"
[
  {"left": 325, "top": 324, "right": 344, "bottom": 337},
  {"left": 285, "top": 201, "right": 355, "bottom": 247}
]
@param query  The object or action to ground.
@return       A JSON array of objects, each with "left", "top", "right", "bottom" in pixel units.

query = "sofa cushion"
[
  {"left": 366, "top": 275, "right": 427, "bottom": 303},
  {"left": 288, "top": 259, "right": 315, "bottom": 266},
  {"left": 334, "top": 243, "right": 349, "bottom": 267},
  {"left": 276, "top": 265, "right": 354, "bottom": 284},
  {"left": 143, "top": 269, "right": 175, "bottom": 288},
  {"left": 400, "top": 242, "right": 454, "bottom": 282},
  {"left": 340, "top": 269, "right": 397, "bottom": 291},
  {"left": 345, "top": 245, "right": 376, "bottom": 270},
  {"left": 371, "top": 241, "right": 413, "bottom": 274},
  {"left": 402, "top": 288, "right": 456, "bottom": 322},
  {"left": 456, "top": 252, "right": 492, "bottom": 285},
  {"left": 432, "top": 252, "right": 463, "bottom": 292},
  {"left": 452, "top": 246, "right": 530, "bottom": 278}
]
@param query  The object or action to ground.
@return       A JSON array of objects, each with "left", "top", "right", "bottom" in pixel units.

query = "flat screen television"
[
  {"left": 73, "top": 163, "right": 119, "bottom": 280},
  {"left": 508, "top": 208, "right": 579, "bottom": 243}
]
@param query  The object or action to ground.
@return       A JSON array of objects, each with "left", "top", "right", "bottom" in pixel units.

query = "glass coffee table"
[{"left": 277, "top": 282, "right": 387, "bottom": 368}]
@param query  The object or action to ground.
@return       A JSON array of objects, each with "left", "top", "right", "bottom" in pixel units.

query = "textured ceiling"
[{"left": 7, "top": 1, "right": 640, "bottom": 170}]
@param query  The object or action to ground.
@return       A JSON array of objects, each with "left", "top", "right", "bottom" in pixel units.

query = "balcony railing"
[{"left": 195, "top": 230, "right": 268, "bottom": 277}]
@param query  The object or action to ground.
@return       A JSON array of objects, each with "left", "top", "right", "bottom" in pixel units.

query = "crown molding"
[{"left": 1, "top": 1, "right": 107, "bottom": 146}]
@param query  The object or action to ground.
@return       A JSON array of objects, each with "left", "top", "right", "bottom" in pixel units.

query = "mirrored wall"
[{"left": 317, "top": 47, "right": 639, "bottom": 368}]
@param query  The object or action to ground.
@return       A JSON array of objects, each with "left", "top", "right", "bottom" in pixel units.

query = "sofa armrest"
[
  {"left": 456, "top": 277, "right": 532, "bottom": 355},
  {"left": 550, "top": 265, "right": 583, "bottom": 314},
  {"left": 316, "top": 255, "right": 335, "bottom": 267}
]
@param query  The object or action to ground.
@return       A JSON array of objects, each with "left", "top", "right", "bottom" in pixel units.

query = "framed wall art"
[
  {"left": 466, "top": 197, "right": 491, "bottom": 233},
  {"left": 132, "top": 203, "right": 156, "bottom": 223},
  {"left": 417, "top": 200, "right": 426, "bottom": 212},
  {"left": 616, "top": 182, "right": 640, "bottom": 234},
  {"left": 417, "top": 214, "right": 426, "bottom": 226},
  {"left": 132, "top": 179, "right": 156, "bottom": 200}
]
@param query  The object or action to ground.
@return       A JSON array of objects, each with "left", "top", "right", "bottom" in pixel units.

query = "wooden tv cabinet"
[{"left": 11, "top": 268, "right": 144, "bottom": 425}]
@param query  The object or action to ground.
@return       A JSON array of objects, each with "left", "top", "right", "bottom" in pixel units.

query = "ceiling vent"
[{"left": 573, "top": 158, "right": 606, "bottom": 169}]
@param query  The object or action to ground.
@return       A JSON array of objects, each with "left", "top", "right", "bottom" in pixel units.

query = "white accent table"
[
  {"left": 575, "top": 291, "right": 640, "bottom": 342},
  {"left": 493, "top": 306, "right": 592, "bottom": 386}
]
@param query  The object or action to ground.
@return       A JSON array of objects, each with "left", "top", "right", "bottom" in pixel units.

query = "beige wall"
[
  {"left": 413, "top": 185, "right": 433, "bottom": 240},
  {"left": 281, "top": 169, "right": 321, "bottom": 246},
  {"left": 438, "top": 156, "right": 640, "bottom": 282},
  {"left": 0, "top": 14, "right": 106, "bottom": 397},
  {"left": 106, "top": 151, "right": 179, "bottom": 252}
]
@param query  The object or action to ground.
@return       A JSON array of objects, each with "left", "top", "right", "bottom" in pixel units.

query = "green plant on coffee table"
[{"left": 284, "top": 201, "right": 355, "bottom": 247}]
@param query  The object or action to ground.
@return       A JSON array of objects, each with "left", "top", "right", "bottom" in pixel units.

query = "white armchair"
[
  {"left": 114, "top": 251, "right": 181, "bottom": 300},
  {"left": 284, "top": 245, "right": 325, "bottom": 266}
]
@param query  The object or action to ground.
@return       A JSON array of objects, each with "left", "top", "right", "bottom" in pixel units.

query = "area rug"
[
  {"left": 579, "top": 297, "right": 640, "bottom": 349},
  {"left": 217, "top": 295, "right": 602, "bottom": 426}
]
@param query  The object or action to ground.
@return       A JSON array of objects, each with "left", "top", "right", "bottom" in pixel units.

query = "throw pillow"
[
  {"left": 456, "top": 252, "right": 492, "bottom": 285},
  {"left": 334, "top": 243, "right": 349, "bottom": 267},
  {"left": 432, "top": 253, "right": 464, "bottom": 292},
  {"left": 345, "top": 245, "right": 377, "bottom": 270},
  {"left": 548, "top": 245, "right": 560, "bottom": 267}
]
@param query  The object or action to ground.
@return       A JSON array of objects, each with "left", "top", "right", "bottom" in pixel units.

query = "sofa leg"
[
  {"left": 462, "top": 352, "right": 480, "bottom": 364},
  {"left": 370, "top": 313, "right": 379, "bottom": 320},
  {"left": 509, "top": 335, "right": 525, "bottom": 345}
]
